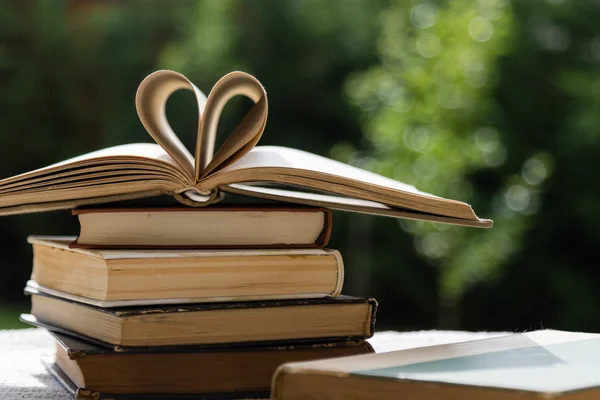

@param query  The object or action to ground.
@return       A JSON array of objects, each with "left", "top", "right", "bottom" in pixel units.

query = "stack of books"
[
  {"left": 21, "top": 206, "right": 378, "bottom": 399},
  {"left": 3, "top": 68, "right": 494, "bottom": 400}
]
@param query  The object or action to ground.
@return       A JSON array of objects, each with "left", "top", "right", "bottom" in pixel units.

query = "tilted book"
[
  {"left": 45, "top": 330, "right": 373, "bottom": 399},
  {"left": 272, "top": 329, "right": 600, "bottom": 400},
  {"left": 0, "top": 69, "right": 492, "bottom": 228}
]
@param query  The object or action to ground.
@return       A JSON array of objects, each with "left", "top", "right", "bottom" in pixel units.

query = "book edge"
[
  {"left": 26, "top": 316, "right": 372, "bottom": 354},
  {"left": 71, "top": 205, "right": 330, "bottom": 215},
  {"left": 25, "top": 280, "right": 338, "bottom": 308},
  {"left": 272, "top": 364, "right": 600, "bottom": 399},
  {"left": 28, "top": 235, "right": 337, "bottom": 259},
  {"left": 316, "top": 208, "right": 332, "bottom": 247},
  {"left": 24, "top": 287, "right": 373, "bottom": 316}
]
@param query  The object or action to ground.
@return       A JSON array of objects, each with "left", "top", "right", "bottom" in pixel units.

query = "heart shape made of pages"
[{"left": 135, "top": 70, "right": 268, "bottom": 196}]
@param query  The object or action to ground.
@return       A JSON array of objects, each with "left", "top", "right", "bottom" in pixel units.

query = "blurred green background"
[{"left": 1, "top": 0, "right": 599, "bottom": 332}]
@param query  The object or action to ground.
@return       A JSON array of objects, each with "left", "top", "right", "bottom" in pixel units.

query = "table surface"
[{"left": 0, "top": 328, "right": 505, "bottom": 399}]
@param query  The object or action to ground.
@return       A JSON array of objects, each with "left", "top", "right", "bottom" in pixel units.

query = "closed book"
[
  {"left": 28, "top": 236, "right": 343, "bottom": 304},
  {"left": 272, "top": 329, "right": 600, "bottom": 400},
  {"left": 23, "top": 287, "right": 377, "bottom": 348},
  {"left": 70, "top": 206, "right": 332, "bottom": 249},
  {"left": 45, "top": 330, "right": 373, "bottom": 399}
]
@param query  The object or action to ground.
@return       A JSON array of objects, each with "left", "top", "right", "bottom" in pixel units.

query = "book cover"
[
  {"left": 272, "top": 330, "right": 600, "bottom": 399},
  {"left": 46, "top": 362, "right": 269, "bottom": 400},
  {"left": 45, "top": 330, "right": 372, "bottom": 399},
  {"left": 22, "top": 290, "right": 377, "bottom": 349}
]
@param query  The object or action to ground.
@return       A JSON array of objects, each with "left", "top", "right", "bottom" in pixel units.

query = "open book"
[{"left": 0, "top": 70, "right": 492, "bottom": 227}]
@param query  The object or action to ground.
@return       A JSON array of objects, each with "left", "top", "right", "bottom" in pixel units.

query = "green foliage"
[
  {"left": 346, "top": 0, "right": 522, "bottom": 311},
  {"left": 158, "top": 0, "right": 386, "bottom": 154},
  {"left": 0, "top": 0, "right": 185, "bottom": 304},
  {"left": 345, "top": 0, "right": 600, "bottom": 330},
  {"left": 463, "top": 0, "right": 600, "bottom": 332}
]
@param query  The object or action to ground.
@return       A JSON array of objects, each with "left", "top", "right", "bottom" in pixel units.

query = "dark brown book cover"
[
  {"left": 44, "top": 330, "right": 373, "bottom": 399},
  {"left": 69, "top": 206, "right": 332, "bottom": 249},
  {"left": 46, "top": 361, "right": 268, "bottom": 400}
]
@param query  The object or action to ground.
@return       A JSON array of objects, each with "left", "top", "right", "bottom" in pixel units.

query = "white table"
[{"left": 0, "top": 328, "right": 505, "bottom": 399}]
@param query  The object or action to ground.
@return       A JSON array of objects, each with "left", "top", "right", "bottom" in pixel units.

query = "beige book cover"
[{"left": 28, "top": 235, "right": 344, "bottom": 303}]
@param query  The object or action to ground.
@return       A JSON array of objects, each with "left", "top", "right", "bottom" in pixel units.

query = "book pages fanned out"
[{"left": 0, "top": 70, "right": 492, "bottom": 228}]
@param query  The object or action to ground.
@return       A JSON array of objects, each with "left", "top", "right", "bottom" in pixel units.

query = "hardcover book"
[
  {"left": 44, "top": 330, "right": 373, "bottom": 399},
  {"left": 0, "top": 69, "right": 492, "bottom": 228},
  {"left": 272, "top": 329, "right": 600, "bottom": 400},
  {"left": 29, "top": 236, "right": 343, "bottom": 304},
  {"left": 23, "top": 290, "right": 377, "bottom": 348},
  {"left": 70, "top": 206, "right": 332, "bottom": 249}
]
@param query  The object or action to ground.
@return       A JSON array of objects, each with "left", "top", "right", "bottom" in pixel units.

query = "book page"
[
  {"left": 223, "top": 184, "right": 492, "bottom": 228},
  {"left": 196, "top": 72, "right": 268, "bottom": 179},
  {"left": 0, "top": 179, "right": 180, "bottom": 209},
  {"left": 215, "top": 146, "right": 425, "bottom": 195},
  {"left": 0, "top": 143, "right": 188, "bottom": 214},
  {"left": 135, "top": 70, "right": 269, "bottom": 183},
  {"left": 136, "top": 71, "right": 200, "bottom": 180},
  {"left": 0, "top": 143, "right": 180, "bottom": 188},
  {"left": 202, "top": 146, "right": 487, "bottom": 222}
]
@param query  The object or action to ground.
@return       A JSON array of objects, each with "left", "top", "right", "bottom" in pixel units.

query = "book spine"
[
  {"left": 365, "top": 298, "right": 378, "bottom": 338},
  {"left": 314, "top": 208, "right": 332, "bottom": 247},
  {"left": 330, "top": 251, "right": 344, "bottom": 297}
]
